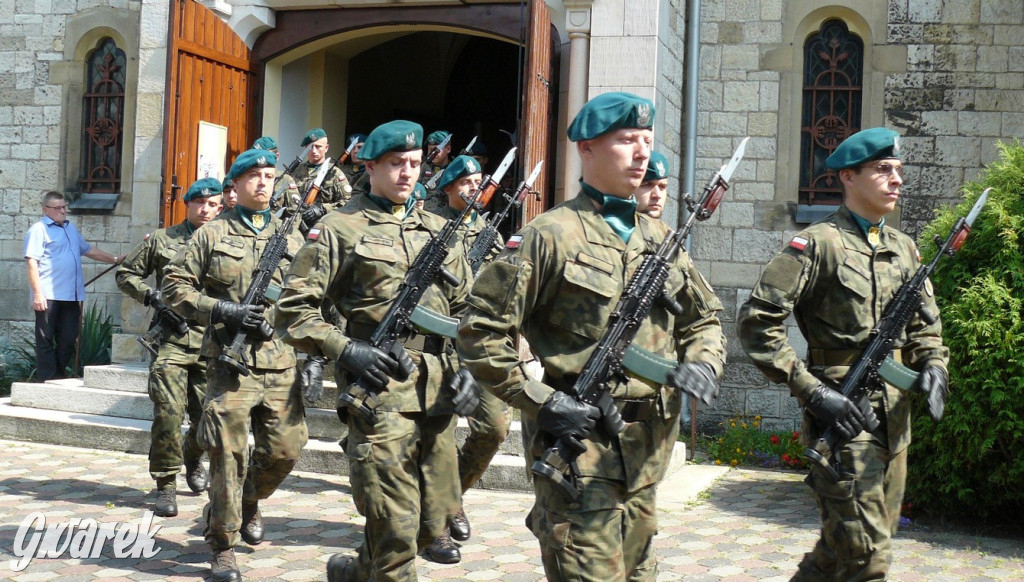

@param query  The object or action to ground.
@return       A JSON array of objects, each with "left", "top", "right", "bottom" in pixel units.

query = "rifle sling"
[
  {"left": 808, "top": 348, "right": 919, "bottom": 392},
  {"left": 621, "top": 345, "right": 676, "bottom": 385},
  {"left": 346, "top": 314, "right": 450, "bottom": 356}
]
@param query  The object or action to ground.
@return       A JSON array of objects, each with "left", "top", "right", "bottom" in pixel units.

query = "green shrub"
[
  {"left": 0, "top": 335, "right": 36, "bottom": 396},
  {"left": 908, "top": 140, "right": 1024, "bottom": 520},
  {"left": 699, "top": 416, "right": 807, "bottom": 470},
  {"left": 68, "top": 303, "right": 115, "bottom": 377}
]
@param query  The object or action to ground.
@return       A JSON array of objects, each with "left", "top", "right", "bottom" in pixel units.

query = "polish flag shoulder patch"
[
  {"left": 307, "top": 228, "right": 320, "bottom": 241},
  {"left": 506, "top": 235, "right": 523, "bottom": 249},
  {"left": 789, "top": 236, "right": 808, "bottom": 251}
]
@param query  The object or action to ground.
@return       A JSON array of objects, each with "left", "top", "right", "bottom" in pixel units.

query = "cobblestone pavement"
[{"left": 0, "top": 439, "right": 1021, "bottom": 581}]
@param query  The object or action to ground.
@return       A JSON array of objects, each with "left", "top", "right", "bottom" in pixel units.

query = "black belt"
[{"left": 346, "top": 321, "right": 448, "bottom": 356}]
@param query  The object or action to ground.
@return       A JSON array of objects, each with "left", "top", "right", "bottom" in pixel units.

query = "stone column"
[{"left": 560, "top": 1, "right": 594, "bottom": 202}]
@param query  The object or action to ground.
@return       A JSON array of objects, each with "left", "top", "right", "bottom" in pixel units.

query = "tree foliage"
[{"left": 908, "top": 140, "right": 1024, "bottom": 519}]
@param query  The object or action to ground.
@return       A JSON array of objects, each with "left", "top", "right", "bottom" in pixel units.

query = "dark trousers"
[{"left": 35, "top": 300, "right": 81, "bottom": 381}]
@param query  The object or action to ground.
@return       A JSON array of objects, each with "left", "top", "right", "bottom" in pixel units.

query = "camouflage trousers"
[
  {"left": 198, "top": 361, "right": 308, "bottom": 550},
  {"left": 457, "top": 389, "right": 511, "bottom": 492},
  {"left": 793, "top": 440, "right": 907, "bottom": 582},
  {"left": 528, "top": 475, "right": 659, "bottom": 582},
  {"left": 346, "top": 410, "right": 459, "bottom": 581},
  {"left": 148, "top": 342, "right": 206, "bottom": 480}
]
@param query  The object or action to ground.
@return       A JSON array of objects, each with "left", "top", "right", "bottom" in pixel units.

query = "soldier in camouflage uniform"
[
  {"left": 338, "top": 132, "right": 367, "bottom": 184},
  {"left": 252, "top": 135, "right": 298, "bottom": 213},
  {"left": 419, "top": 129, "right": 452, "bottom": 187},
  {"left": 424, "top": 154, "right": 509, "bottom": 542},
  {"left": 737, "top": 128, "right": 950, "bottom": 582},
  {"left": 457, "top": 93, "right": 727, "bottom": 581},
  {"left": 163, "top": 149, "right": 311, "bottom": 582},
  {"left": 635, "top": 150, "right": 670, "bottom": 219},
  {"left": 274, "top": 120, "right": 482, "bottom": 581},
  {"left": 284, "top": 128, "right": 354, "bottom": 230},
  {"left": 116, "top": 177, "right": 222, "bottom": 517},
  {"left": 221, "top": 176, "right": 237, "bottom": 210}
]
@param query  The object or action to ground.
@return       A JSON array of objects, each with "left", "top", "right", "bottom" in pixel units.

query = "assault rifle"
[
  {"left": 425, "top": 136, "right": 477, "bottom": 190},
  {"left": 804, "top": 188, "right": 990, "bottom": 481},
  {"left": 217, "top": 159, "right": 334, "bottom": 376},
  {"left": 532, "top": 137, "right": 750, "bottom": 500},
  {"left": 467, "top": 160, "right": 543, "bottom": 273},
  {"left": 137, "top": 297, "right": 189, "bottom": 358},
  {"left": 270, "top": 143, "right": 314, "bottom": 209},
  {"left": 337, "top": 148, "right": 517, "bottom": 423}
]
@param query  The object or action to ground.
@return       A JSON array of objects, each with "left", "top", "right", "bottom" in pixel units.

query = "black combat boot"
[
  {"left": 153, "top": 477, "right": 177, "bottom": 517},
  {"left": 210, "top": 547, "right": 241, "bottom": 582},
  {"left": 449, "top": 508, "right": 471, "bottom": 542},
  {"left": 240, "top": 500, "right": 264, "bottom": 545},
  {"left": 422, "top": 527, "right": 461, "bottom": 564},
  {"left": 326, "top": 554, "right": 357, "bottom": 582},
  {"left": 184, "top": 456, "right": 209, "bottom": 493}
]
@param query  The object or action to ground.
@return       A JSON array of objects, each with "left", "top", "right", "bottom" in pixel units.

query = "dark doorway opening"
[{"left": 345, "top": 32, "right": 520, "bottom": 176}]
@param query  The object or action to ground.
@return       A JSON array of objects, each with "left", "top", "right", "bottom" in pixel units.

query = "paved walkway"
[{"left": 0, "top": 439, "right": 1021, "bottom": 581}]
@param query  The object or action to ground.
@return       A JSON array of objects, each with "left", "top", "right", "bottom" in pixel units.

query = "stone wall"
[{"left": 693, "top": 0, "right": 1024, "bottom": 432}]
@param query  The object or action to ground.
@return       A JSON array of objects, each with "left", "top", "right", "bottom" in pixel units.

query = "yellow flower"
[
  {"left": 715, "top": 459, "right": 722, "bottom": 465},
  {"left": 755, "top": 415, "right": 762, "bottom": 420},
  {"left": 742, "top": 423, "right": 748, "bottom": 428},
  {"left": 753, "top": 421, "right": 760, "bottom": 428},
  {"left": 736, "top": 448, "right": 741, "bottom": 454},
  {"left": 730, "top": 422, "right": 736, "bottom": 427},
  {"left": 730, "top": 459, "right": 739, "bottom": 467}
]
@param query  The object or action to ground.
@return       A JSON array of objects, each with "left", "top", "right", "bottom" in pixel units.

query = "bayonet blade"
[
  {"left": 490, "top": 147, "right": 517, "bottom": 185},
  {"left": 345, "top": 135, "right": 359, "bottom": 154},
  {"left": 718, "top": 136, "right": 750, "bottom": 184},
  {"left": 524, "top": 160, "right": 544, "bottom": 189},
  {"left": 965, "top": 187, "right": 991, "bottom": 227},
  {"left": 463, "top": 136, "right": 478, "bottom": 154},
  {"left": 312, "top": 157, "right": 331, "bottom": 188},
  {"left": 437, "top": 132, "right": 453, "bottom": 150}
]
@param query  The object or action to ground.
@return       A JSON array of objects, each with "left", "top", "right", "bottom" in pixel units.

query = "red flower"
[
  {"left": 770, "top": 435, "right": 781, "bottom": 445},
  {"left": 791, "top": 431, "right": 801, "bottom": 442}
]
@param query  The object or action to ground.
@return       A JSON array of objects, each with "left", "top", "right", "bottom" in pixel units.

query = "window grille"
[{"left": 80, "top": 38, "right": 126, "bottom": 194}]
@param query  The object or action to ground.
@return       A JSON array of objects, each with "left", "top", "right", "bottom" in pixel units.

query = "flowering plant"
[{"left": 700, "top": 416, "right": 807, "bottom": 470}]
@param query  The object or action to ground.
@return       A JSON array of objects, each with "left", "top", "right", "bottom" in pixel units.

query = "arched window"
[
  {"left": 80, "top": 38, "right": 126, "bottom": 194},
  {"left": 799, "top": 19, "right": 863, "bottom": 207}
]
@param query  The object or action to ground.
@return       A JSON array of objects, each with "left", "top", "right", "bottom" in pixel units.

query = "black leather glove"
[
  {"left": 211, "top": 300, "right": 267, "bottom": 333},
  {"left": 301, "top": 203, "right": 327, "bottom": 228},
  {"left": 144, "top": 289, "right": 161, "bottom": 308},
  {"left": 339, "top": 340, "right": 400, "bottom": 392},
  {"left": 449, "top": 368, "right": 482, "bottom": 417},
  {"left": 667, "top": 362, "right": 719, "bottom": 405},
  {"left": 537, "top": 392, "right": 601, "bottom": 452},
  {"left": 389, "top": 344, "right": 416, "bottom": 382},
  {"left": 301, "top": 356, "right": 327, "bottom": 402},
  {"left": 805, "top": 384, "right": 876, "bottom": 440},
  {"left": 917, "top": 366, "right": 948, "bottom": 422}
]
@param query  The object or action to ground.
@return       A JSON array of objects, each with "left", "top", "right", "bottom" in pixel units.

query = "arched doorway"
[{"left": 250, "top": 2, "right": 558, "bottom": 223}]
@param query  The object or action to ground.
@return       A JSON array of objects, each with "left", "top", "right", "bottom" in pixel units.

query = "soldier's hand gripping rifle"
[
  {"left": 217, "top": 160, "right": 334, "bottom": 377},
  {"left": 137, "top": 293, "right": 189, "bottom": 358},
  {"left": 532, "top": 137, "right": 750, "bottom": 500},
  {"left": 425, "top": 136, "right": 477, "bottom": 190},
  {"left": 337, "top": 147, "right": 517, "bottom": 423},
  {"left": 803, "top": 188, "right": 990, "bottom": 481},
  {"left": 467, "top": 160, "right": 543, "bottom": 273}
]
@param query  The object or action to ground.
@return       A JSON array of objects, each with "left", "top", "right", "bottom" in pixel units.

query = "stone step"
[
  {"left": 0, "top": 397, "right": 687, "bottom": 492},
  {"left": 10, "top": 379, "right": 524, "bottom": 455}
]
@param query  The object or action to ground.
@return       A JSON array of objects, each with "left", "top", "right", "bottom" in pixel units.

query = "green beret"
[
  {"left": 567, "top": 92, "right": 655, "bottom": 141},
  {"left": 184, "top": 177, "right": 223, "bottom": 202},
  {"left": 347, "top": 133, "right": 367, "bottom": 145},
  {"left": 438, "top": 155, "right": 482, "bottom": 191},
  {"left": 252, "top": 136, "right": 278, "bottom": 151},
  {"left": 825, "top": 127, "right": 901, "bottom": 170},
  {"left": 426, "top": 130, "right": 450, "bottom": 145},
  {"left": 222, "top": 176, "right": 233, "bottom": 190},
  {"left": 644, "top": 150, "right": 670, "bottom": 182},
  {"left": 413, "top": 182, "right": 429, "bottom": 201},
  {"left": 227, "top": 148, "right": 278, "bottom": 180},
  {"left": 467, "top": 141, "right": 488, "bottom": 156},
  {"left": 300, "top": 128, "right": 328, "bottom": 147},
  {"left": 361, "top": 120, "right": 423, "bottom": 161}
]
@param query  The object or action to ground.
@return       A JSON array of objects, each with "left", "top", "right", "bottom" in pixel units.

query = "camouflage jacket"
[
  {"left": 161, "top": 208, "right": 303, "bottom": 370},
  {"left": 288, "top": 162, "right": 353, "bottom": 213},
  {"left": 274, "top": 193, "right": 474, "bottom": 413},
  {"left": 457, "top": 193, "right": 726, "bottom": 490},
  {"left": 116, "top": 221, "right": 204, "bottom": 349},
  {"left": 737, "top": 205, "right": 949, "bottom": 453},
  {"left": 337, "top": 162, "right": 365, "bottom": 185},
  {"left": 425, "top": 203, "right": 504, "bottom": 266}
]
